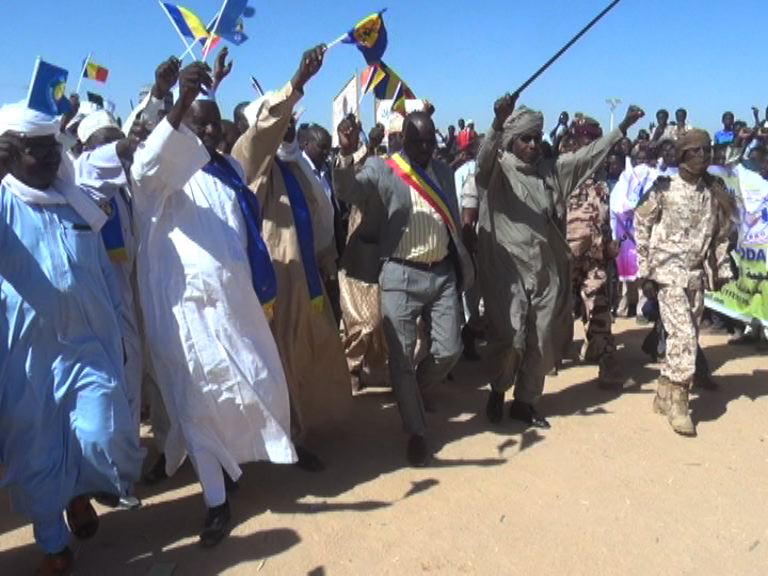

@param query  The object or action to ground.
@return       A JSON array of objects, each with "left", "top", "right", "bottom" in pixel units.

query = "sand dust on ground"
[{"left": 1, "top": 319, "right": 767, "bottom": 576}]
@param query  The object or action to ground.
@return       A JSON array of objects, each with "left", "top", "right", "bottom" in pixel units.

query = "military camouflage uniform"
[
  {"left": 635, "top": 174, "right": 733, "bottom": 385},
  {"left": 567, "top": 177, "right": 615, "bottom": 361}
]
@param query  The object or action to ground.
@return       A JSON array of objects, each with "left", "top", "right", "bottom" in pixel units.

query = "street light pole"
[{"left": 606, "top": 97, "right": 622, "bottom": 131}]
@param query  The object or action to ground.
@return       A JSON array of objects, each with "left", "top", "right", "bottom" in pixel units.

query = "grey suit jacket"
[{"left": 334, "top": 154, "right": 475, "bottom": 292}]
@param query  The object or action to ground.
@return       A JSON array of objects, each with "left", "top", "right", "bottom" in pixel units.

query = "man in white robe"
[{"left": 130, "top": 62, "right": 295, "bottom": 547}]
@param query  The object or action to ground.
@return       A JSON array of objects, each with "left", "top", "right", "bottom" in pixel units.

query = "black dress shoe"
[
  {"left": 224, "top": 472, "right": 239, "bottom": 493},
  {"left": 295, "top": 445, "right": 326, "bottom": 472},
  {"left": 486, "top": 391, "right": 504, "bottom": 424},
  {"left": 462, "top": 327, "right": 481, "bottom": 361},
  {"left": 143, "top": 454, "right": 168, "bottom": 485},
  {"left": 65, "top": 496, "right": 99, "bottom": 540},
  {"left": 199, "top": 501, "right": 231, "bottom": 548},
  {"left": 407, "top": 434, "right": 430, "bottom": 467},
  {"left": 508, "top": 400, "right": 550, "bottom": 429}
]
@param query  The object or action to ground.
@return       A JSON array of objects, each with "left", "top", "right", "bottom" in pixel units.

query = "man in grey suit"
[{"left": 334, "top": 111, "right": 474, "bottom": 466}]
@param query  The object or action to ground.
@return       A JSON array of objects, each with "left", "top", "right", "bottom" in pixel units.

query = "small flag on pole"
[
  {"left": 162, "top": 2, "right": 221, "bottom": 56},
  {"left": 83, "top": 59, "right": 109, "bottom": 83},
  {"left": 86, "top": 91, "right": 105, "bottom": 108},
  {"left": 27, "top": 58, "right": 71, "bottom": 116},
  {"left": 341, "top": 10, "right": 387, "bottom": 64},
  {"left": 214, "top": 0, "right": 253, "bottom": 45}
]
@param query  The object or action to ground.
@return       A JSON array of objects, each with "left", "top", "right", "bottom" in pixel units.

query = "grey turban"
[{"left": 502, "top": 105, "right": 544, "bottom": 150}]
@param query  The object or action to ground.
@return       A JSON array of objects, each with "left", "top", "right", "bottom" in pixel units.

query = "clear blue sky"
[{"left": 1, "top": 0, "right": 765, "bottom": 136}]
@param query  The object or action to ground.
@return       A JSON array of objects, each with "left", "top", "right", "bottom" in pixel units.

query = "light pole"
[{"left": 606, "top": 97, "right": 622, "bottom": 131}]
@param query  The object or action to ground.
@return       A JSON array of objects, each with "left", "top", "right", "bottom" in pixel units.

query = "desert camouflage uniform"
[
  {"left": 567, "top": 177, "right": 614, "bottom": 361},
  {"left": 635, "top": 174, "right": 733, "bottom": 385}
]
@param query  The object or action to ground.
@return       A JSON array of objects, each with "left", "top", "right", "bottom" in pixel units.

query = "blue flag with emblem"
[{"left": 27, "top": 58, "right": 72, "bottom": 116}]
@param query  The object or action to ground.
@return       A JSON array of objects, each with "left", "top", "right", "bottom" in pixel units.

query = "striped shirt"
[{"left": 392, "top": 166, "right": 450, "bottom": 263}]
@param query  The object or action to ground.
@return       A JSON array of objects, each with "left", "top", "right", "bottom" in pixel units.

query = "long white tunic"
[{"left": 130, "top": 119, "right": 296, "bottom": 478}]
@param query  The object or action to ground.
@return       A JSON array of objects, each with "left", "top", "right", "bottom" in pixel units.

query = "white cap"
[
  {"left": 0, "top": 100, "right": 59, "bottom": 137},
  {"left": 77, "top": 109, "right": 120, "bottom": 143},
  {"left": 388, "top": 114, "right": 404, "bottom": 134}
]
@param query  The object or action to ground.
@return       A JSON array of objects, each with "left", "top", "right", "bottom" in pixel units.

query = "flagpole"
[
  {"left": 325, "top": 32, "right": 348, "bottom": 51},
  {"left": 158, "top": 1, "right": 198, "bottom": 61},
  {"left": 201, "top": 0, "right": 230, "bottom": 62},
  {"left": 75, "top": 52, "right": 92, "bottom": 94},
  {"left": 513, "top": 0, "right": 622, "bottom": 96}
]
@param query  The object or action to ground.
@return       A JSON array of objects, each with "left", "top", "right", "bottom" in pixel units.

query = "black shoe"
[
  {"left": 486, "top": 391, "right": 504, "bottom": 424},
  {"left": 693, "top": 372, "right": 719, "bottom": 391},
  {"left": 224, "top": 472, "right": 239, "bottom": 494},
  {"left": 199, "top": 501, "right": 231, "bottom": 548},
  {"left": 143, "top": 454, "right": 168, "bottom": 486},
  {"left": 508, "top": 400, "right": 550, "bottom": 429},
  {"left": 407, "top": 434, "right": 430, "bottom": 467},
  {"left": 65, "top": 496, "right": 99, "bottom": 540},
  {"left": 462, "top": 327, "right": 480, "bottom": 361},
  {"left": 295, "top": 445, "right": 326, "bottom": 472}
]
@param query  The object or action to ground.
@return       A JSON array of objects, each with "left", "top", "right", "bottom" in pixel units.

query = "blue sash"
[
  {"left": 202, "top": 153, "right": 277, "bottom": 310},
  {"left": 101, "top": 197, "right": 128, "bottom": 263},
  {"left": 275, "top": 158, "right": 325, "bottom": 312}
]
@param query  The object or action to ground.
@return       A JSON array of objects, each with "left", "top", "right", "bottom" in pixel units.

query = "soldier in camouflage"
[
  {"left": 562, "top": 117, "right": 625, "bottom": 386},
  {"left": 635, "top": 129, "right": 734, "bottom": 436}
]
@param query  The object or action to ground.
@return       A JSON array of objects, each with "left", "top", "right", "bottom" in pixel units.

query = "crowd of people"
[{"left": 1, "top": 43, "right": 766, "bottom": 575}]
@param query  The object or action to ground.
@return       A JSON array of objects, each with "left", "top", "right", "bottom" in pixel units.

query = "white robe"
[{"left": 130, "top": 118, "right": 296, "bottom": 479}]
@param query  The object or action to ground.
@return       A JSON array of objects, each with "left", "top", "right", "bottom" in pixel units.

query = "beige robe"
[{"left": 232, "top": 82, "right": 351, "bottom": 438}]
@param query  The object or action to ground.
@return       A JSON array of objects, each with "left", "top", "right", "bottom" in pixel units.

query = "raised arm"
[
  {"left": 130, "top": 63, "right": 211, "bottom": 194},
  {"left": 122, "top": 57, "right": 180, "bottom": 137},
  {"left": 557, "top": 105, "right": 645, "bottom": 196},
  {"left": 476, "top": 92, "right": 517, "bottom": 191},
  {"left": 333, "top": 116, "right": 380, "bottom": 207},
  {"left": 231, "top": 45, "right": 325, "bottom": 186}
]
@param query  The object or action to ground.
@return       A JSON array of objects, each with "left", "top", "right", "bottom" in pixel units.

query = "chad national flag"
[
  {"left": 27, "top": 58, "right": 71, "bottom": 116},
  {"left": 162, "top": 2, "right": 221, "bottom": 54},
  {"left": 342, "top": 9, "right": 387, "bottom": 64},
  {"left": 83, "top": 59, "right": 109, "bottom": 83}
]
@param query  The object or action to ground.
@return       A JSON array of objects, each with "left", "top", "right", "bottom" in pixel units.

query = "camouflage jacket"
[
  {"left": 566, "top": 177, "right": 612, "bottom": 261},
  {"left": 635, "top": 173, "right": 734, "bottom": 289}
]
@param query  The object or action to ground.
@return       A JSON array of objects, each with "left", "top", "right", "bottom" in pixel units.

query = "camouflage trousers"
[
  {"left": 572, "top": 257, "right": 614, "bottom": 361},
  {"left": 657, "top": 285, "right": 704, "bottom": 384}
]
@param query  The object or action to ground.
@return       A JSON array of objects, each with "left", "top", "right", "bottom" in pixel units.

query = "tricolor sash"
[
  {"left": 202, "top": 153, "right": 278, "bottom": 316},
  {"left": 386, "top": 152, "right": 458, "bottom": 234}
]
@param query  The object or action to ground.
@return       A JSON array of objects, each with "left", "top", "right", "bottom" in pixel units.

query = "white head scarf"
[
  {"left": 77, "top": 109, "right": 120, "bottom": 143},
  {"left": 0, "top": 100, "right": 59, "bottom": 137}
]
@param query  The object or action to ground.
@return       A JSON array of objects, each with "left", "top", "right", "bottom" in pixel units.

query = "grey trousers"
[{"left": 380, "top": 259, "right": 462, "bottom": 436}]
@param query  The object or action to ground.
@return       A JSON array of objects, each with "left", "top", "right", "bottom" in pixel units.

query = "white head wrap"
[
  {"left": 0, "top": 100, "right": 59, "bottom": 137},
  {"left": 77, "top": 109, "right": 120, "bottom": 143},
  {"left": 64, "top": 101, "right": 100, "bottom": 135}
]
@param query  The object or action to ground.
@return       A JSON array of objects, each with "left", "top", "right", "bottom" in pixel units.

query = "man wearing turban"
[
  {"left": 635, "top": 129, "right": 734, "bottom": 436},
  {"left": 0, "top": 101, "right": 144, "bottom": 574},
  {"left": 470, "top": 93, "right": 643, "bottom": 428}
]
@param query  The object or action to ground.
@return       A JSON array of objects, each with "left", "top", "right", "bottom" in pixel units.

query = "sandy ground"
[{"left": 1, "top": 319, "right": 767, "bottom": 576}]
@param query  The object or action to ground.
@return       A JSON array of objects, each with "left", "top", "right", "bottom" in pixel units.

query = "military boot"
[
  {"left": 668, "top": 381, "right": 696, "bottom": 436},
  {"left": 652, "top": 376, "right": 672, "bottom": 415}
]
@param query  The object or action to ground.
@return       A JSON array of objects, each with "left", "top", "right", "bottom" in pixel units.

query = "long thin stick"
[
  {"left": 75, "top": 52, "right": 91, "bottom": 94},
  {"left": 201, "top": 0, "right": 229, "bottom": 62},
  {"left": 158, "top": 1, "right": 198, "bottom": 61},
  {"left": 325, "top": 32, "right": 349, "bottom": 51},
  {"left": 513, "top": 0, "right": 621, "bottom": 95}
]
